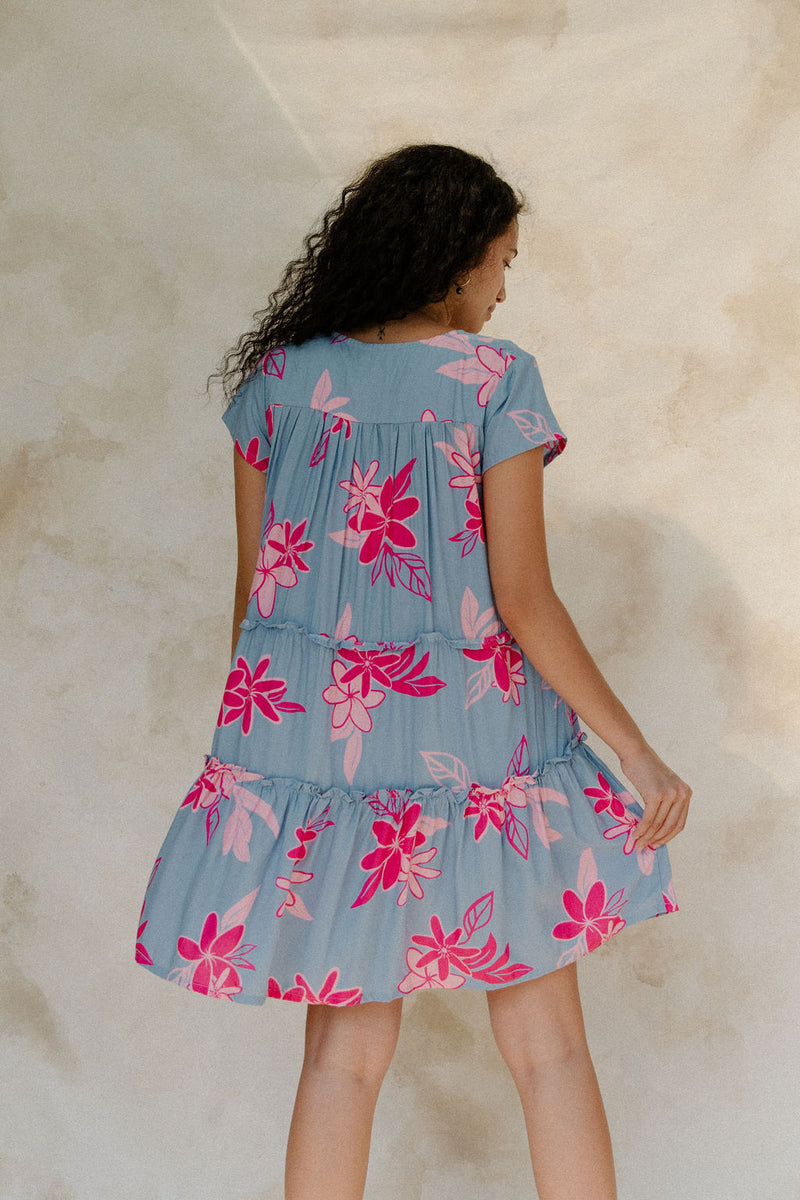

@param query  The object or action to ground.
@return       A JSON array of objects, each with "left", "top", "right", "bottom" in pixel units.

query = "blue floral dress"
[{"left": 135, "top": 330, "right": 677, "bottom": 1005}]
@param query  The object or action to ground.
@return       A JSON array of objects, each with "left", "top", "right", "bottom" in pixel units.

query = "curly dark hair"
[{"left": 208, "top": 143, "right": 526, "bottom": 406}]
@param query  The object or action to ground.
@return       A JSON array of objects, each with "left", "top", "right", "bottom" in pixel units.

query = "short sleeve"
[
  {"left": 221, "top": 368, "right": 270, "bottom": 471},
  {"left": 482, "top": 351, "right": 566, "bottom": 472}
]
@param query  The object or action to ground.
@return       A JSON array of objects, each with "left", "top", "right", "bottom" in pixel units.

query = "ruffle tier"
[{"left": 135, "top": 736, "right": 677, "bottom": 1006}]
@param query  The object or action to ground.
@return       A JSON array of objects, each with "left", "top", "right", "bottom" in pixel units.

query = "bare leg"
[
  {"left": 486, "top": 963, "right": 617, "bottom": 1200},
  {"left": 284, "top": 997, "right": 403, "bottom": 1200}
]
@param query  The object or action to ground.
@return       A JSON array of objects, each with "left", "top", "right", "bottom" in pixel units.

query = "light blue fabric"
[{"left": 135, "top": 330, "right": 676, "bottom": 1005}]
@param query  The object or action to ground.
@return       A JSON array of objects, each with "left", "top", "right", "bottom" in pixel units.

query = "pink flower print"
[
  {"left": 176, "top": 911, "right": 256, "bottom": 998},
  {"left": 355, "top": 459, "right": 420, "bottom": 564},
  {"left": 447, "top": 446, "right": 481, "bottom": 494},
  {"left": 217, "top": 655, "right": 306, "bottom": 735},
  {"left": 396, "top": 847, "right": 441, "bottom": 907},
  {"left": 339, "top": 458, "right": 382, "bottom": 528},
  {"left": 250, "top": 538, "right": 296, "bottom": 619},
  {"left": 322, "top": 658, "right": 386, "bottom": 732},
  {"left": 585, "top": 772, "right": 655, "bottom": 875},
  {"left": 552, "top": 880, "right": 626, "bottom": 951},
  {"left": 267, "top": 518, "right": 314, "bottom": 576},
  {"left": 262, "top": 348, "right": 285, "bottom": 378},
  {"left": 436, "top": 343, "right": 516, "bottom": 407},
  {"left": 464, "top": 777, "right": 531, "bottom": 858},
  {"left": 398, "top": 946, "right": 467, "bottom": 991},
  {"left": 463, "top": 631, "right": 526, "bottom": 706},
  {"left": 235, "top": 436, "right": 269, "bottom": 472},
  {"left": 267, "top": 968, "right": 362, "bottom": 1006}
]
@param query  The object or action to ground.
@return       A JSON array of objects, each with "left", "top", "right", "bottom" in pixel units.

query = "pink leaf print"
[
  {"left": 423, "top": 331, "right": 476, "bottom": 352},
  {"left": 508, "top": 409, "right": 554, "bottom": 443},
  {"left": 577, "top": 848, "right": 598, "bottom": 897},
  {"left": 262, "top": 348, "right": 285, "bottom": 378},
  {"left": 663, "top": 880, "right": 679, "bottom": 913},
  {"left": 460, "top": 587, "right": 501, "bottom": 640},
  {"left": 463, "top": 891, "right": 494, "bottom": 937},
  {"left": 221, "top": 886, "right": 261, "bottom": 933},
  {"left": 221, "top": 804, "right": 253, "bottom": 861},
  {"left": 527, "top": 785, "right": 569, "bottom": 848},
  {"left": 234, "top": 786, "right": 280, "bottom": 837},
  {"left": 463, "top": 633, "right": 526, "bottom": 705},
  {"left": 329, "top": 526, "right": 365, "bottom": 548},
  {"left": 465, "top": 664, "right": 493, "bottom": 708},
  {"left": 419, "top": 751, "right": 471, "bottom": 791},
  {"left": 420, "top": 408, "right": 437, "bottom": 421},
  {"left": 343, "top": 728, "right": 362, "bottom": 784},
  {"left": 334, "top": 603, "right": 353, "bottom": 640}
]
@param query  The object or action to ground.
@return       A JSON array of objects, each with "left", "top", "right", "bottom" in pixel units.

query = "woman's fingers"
[{"left": 635, "top": 783, "right": 691, "bottom": 850}]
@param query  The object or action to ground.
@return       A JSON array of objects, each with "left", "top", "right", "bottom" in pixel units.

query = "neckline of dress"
[{"left": 334, "top": 329, "right": 467, "bottom": 346}]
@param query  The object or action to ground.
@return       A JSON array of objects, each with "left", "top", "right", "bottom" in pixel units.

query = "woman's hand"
[{"left": 617, "top": 745, "right": 692, "bottom": 850}]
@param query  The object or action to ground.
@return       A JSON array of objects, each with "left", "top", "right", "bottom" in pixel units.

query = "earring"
[{"left": 455, "top": 274, "right": 471, "bottom": 295}]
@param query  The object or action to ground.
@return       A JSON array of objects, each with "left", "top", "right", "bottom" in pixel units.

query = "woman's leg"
[
  {"left": 284, "top": 997, "right": 403, "bottom": 1200},
  {"left": 486, "top": 963, "right": 617, "bottom": 1200}
]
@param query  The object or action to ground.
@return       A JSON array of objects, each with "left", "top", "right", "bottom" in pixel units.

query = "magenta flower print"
[
  {"left": 356, "top": 460, "right": 420, "bottom": 563},
  {"left": 166, "top": 889, "right": 260, "bottom": 1000},
  {"left": 322, "top": 659, "right": 386, "bottom": 732},
  {"left": 331, "top": 458, "right": 431, "bottom": 600},
  {"left": 552, "top": 850, "right": 627, "bottom": 962},
  {"left": 234, "top": 435, "right": 269, "bottom": 472},
  {"left": 553, "top": 881, "right": 626, "bottom": 951},
  {"left": 181, "top": 757, "right": 263, "bottom": 813},
  {"left": 267, "top": 968, "right": 363, "bottom": 1006},
  {"left": 398, "top": 891, "right": 532, "bottom": 994},
  {"left": 351, "top": 799, "right": 442, "bottom": 909},
  {"left": 585, "top": 772, "right": 655, "bottom": 875},
  {"left": 435, "top": 342, "right": 516, "bottom": 407},
  {"left": 217, "top": 655, "right": 306, "bottom": 735},
  {"left": 463, "top": 631, "right": 526, "bottom": 707},
  {"left": 464, "top": 787, "right": 506, "bottom": 841}
]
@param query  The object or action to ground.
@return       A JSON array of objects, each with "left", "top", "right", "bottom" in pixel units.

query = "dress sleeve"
[
  {"left": 482, "top": 350, "right": 566, "bottom": 472},
  {"left": 221, "top": 368, "right": 270, "bottom": 472}
]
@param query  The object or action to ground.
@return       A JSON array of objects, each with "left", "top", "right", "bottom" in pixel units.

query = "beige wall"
[{"left": 2, "top": 1, "right": 798, "bottom": 1196}]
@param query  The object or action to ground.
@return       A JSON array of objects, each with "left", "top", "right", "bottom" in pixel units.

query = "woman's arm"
[
  {"left": 483, "top": 446, "right": 691, "bottom": 850},
  {"left": 230, "top": 449, "right": 267, "bottom": 659}
]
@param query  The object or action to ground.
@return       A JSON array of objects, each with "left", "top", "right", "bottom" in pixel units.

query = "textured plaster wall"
[{"left": 2, "top": 1, "right": 799, "bottom": 1197}]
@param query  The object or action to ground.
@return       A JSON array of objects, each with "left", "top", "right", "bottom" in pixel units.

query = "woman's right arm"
[
  {"left": 230, "top": 449, "right": 267, "bottom": 659},
  {"left": 482, "top": 445, "right": 691, "bottom": 851}
]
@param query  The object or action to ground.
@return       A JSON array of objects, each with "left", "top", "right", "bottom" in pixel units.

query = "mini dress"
[{"left": 134, "top": 330, "right": 677, "bottom": 1006}]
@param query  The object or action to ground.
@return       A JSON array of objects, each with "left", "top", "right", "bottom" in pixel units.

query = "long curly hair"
[{"left": 208, "top": 143, "right": 526, "bottom": 406}]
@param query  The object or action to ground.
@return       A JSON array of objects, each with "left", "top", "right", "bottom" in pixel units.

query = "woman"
[{"left": 135, "top": 143, "right": 691, "bottom": 1199}]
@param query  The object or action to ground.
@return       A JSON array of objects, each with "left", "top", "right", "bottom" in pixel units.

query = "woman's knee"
[
  {"left": 486, "top": 964, "right": 590, "bottom": 1080},
  {"left": 302, "top": 997, "right": 403, "bottom": 1088}
]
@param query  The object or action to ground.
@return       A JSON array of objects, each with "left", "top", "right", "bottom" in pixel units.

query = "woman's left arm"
[{"left": 230, "top": 449, "right": 267, "bottom": 658}]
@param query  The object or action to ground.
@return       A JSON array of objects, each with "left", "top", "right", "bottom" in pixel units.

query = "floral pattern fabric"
[{"left": 135, "top": 330, "right": 677, "bottom": 1005}]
